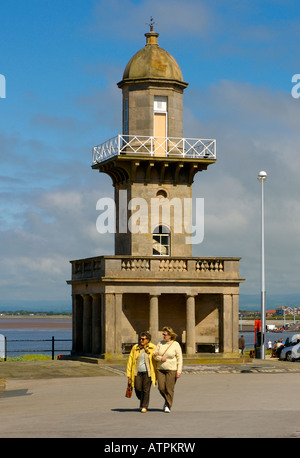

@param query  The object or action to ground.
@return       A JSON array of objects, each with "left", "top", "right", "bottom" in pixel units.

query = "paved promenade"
[{"left": 1, "top": 357, "right": 300, "bottom": 439}]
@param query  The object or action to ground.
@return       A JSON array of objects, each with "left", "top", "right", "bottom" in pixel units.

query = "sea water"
[
  {"left": 0, "top": 319, "right": 72, "bottom": 358},
  {"left": 239, "top": 331, "right": 298, "bottom": 350}
]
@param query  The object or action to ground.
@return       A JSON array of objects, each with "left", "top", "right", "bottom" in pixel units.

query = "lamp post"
[{"left": 258, "top": 171, "right": 267, "bottom": 359}]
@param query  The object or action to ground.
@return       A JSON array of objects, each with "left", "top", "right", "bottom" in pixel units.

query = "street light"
[{"left": 258, "top": 170, "right": 267, "bottom": 359}]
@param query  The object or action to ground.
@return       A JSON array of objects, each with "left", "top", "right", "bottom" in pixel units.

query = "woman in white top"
[{"left": 153, "top": 326, "right": 183, "bottom": 413}]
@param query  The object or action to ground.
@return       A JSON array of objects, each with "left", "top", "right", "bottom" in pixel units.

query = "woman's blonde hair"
[{"left": 162, "top": 326, "right": 177, "bottom": 340}]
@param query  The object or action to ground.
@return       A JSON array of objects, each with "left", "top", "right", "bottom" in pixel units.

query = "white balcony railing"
[{"left": 92, "top": 135, "right": 216, "bottom": 164}]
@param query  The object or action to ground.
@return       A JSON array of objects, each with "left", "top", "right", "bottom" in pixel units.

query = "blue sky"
[{"left": 1, "top": 0, "right": 300, "bottom": 310}]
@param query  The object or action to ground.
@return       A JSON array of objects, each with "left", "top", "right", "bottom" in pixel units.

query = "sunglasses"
[{"left": 140, "top": 337, "right": 147, "bottom": 340}]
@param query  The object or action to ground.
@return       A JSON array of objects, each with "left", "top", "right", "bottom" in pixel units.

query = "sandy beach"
[{"left": 0, "top": 317, "right": 72, "bottom": 330}]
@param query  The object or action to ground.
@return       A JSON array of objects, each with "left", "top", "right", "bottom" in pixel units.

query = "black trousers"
[{"left": 134, "top": 372, "right": 152, "bottom": 408}]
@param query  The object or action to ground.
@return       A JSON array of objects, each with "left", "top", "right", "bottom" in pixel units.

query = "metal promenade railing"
[
  {"left": 1, "top": 336, "right": 72, "bottom": 361},
  {"left": 92, "top": 134, "right": 216, "bottom": 164}
]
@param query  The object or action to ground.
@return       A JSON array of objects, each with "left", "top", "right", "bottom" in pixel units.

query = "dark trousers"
[
  {"left": 134, "top": 372, "right": 152, "bottom": 408},
  {"left": 157, "top": 370, "right": 177, "bottom": 408}
]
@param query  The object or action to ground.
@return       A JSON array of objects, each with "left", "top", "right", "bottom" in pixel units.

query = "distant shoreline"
[{"left": 0, "top": 314, "right": 71, "bottom": 319}]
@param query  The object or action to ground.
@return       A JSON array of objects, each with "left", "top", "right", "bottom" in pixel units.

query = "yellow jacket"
[{"left": 126, "top": 343, "right": 157, "bottom": 387}]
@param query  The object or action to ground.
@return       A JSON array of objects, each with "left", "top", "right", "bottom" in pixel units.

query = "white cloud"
[{"left": 90, "top": 0, "right": 211, "bottom": 40}]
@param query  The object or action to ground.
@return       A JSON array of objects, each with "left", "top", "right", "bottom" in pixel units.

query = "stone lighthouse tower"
[{"left": 68, "top": 25, "right": 243, "bottom": 357}]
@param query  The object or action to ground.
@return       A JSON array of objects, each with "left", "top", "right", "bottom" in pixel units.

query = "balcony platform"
[
  {"left": 69, "top": 255, "right": 242, "bottom": 284},
  {"left": 92, "top": 134, "right": 216, "bottom": 165}
]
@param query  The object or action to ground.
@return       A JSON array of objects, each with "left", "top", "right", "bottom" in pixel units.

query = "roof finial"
[
  {"left": 146, "top": 16, "right": 157, "bottom": 32},
  {"left": 145, "top": 17, "right": 159, "bottom": 46}
]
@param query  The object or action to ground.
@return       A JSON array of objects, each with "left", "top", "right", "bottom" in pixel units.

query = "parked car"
[{"left": 279, "top": 341, "right": 300, "bottom": 362}]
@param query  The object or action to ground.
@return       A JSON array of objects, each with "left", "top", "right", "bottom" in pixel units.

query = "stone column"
[
  {"left": 149, "top": 294, "right": 160, "bottom": 344},
  {"left": 100, "top": 293, "right": 105, "bottom": 354},
  {"left": 71, "top": 294, "right": 76, "bottom": 352},
  {"left": 82, "top": 294, "right": 92, "bottom": 354},
  {"left": 73, "top": 294, "right": 83, "bottom": 353},
  {"left": 222, "top": 293, "right": 239, "bottom": 353},
  {"left": 232, "top": 294, "right": 239, "bottom": 353},
  {"left": 72, "top": 294, "right": 77, "bottom": 352},
  {"left": 91, "top": 294, "right": 101, "bottom": 355},
  {"left": 115, "top": 293, "right": 123, "bottom": 353},
  {"left": 103, "top": 293, "right": 116, "bottom": 354},
  {"left": 186, "top": 294, "right": 196, "bottom": 354},
  {"left": 222, "top": 294, "right": 233, "bottom": 353}
]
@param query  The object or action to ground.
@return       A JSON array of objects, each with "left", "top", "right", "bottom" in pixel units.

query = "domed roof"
[{"left": 118, "top": 31, "right": 188, "bottom": 89}]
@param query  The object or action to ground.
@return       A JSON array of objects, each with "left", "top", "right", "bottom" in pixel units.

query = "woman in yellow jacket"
[{"left": 126, "top": 331, "right": 157, "bottom": 413}]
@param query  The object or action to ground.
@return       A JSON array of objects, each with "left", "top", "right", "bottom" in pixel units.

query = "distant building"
[{"left": 275, "top": 306, "right": 300, "bottom": 317}]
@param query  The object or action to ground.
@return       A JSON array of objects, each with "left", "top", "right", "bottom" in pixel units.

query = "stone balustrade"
[{"left": 70, "top": 256, "right": 240, "bottom": 281}]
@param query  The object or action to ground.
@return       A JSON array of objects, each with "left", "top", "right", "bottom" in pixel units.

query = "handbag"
[{"left": 125, "top": 383, "right": 132, "bottom": 398}]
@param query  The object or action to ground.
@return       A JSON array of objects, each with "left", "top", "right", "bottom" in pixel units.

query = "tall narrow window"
[
  {"left": 154, "top": 97, "right": 167, "bottom": 156},
  {"left": 153, "top": 225, "right": 170, "bottom": 256}
]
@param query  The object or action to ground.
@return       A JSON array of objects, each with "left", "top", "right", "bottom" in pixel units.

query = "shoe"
[
  {"left": 164, "top": 406, "right": 170, "bottom": 413},
  {"left": 141, "top": 408, "right": 147, "bottom": 413}
]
